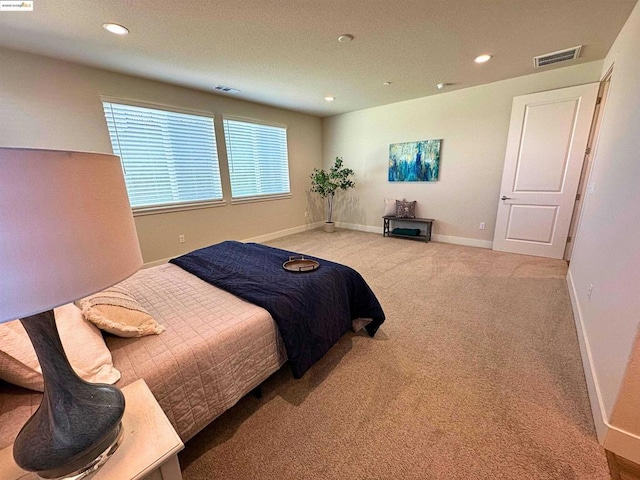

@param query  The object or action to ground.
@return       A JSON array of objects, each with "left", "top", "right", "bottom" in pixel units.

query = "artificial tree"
[{"left": 310, "top": 157, "right": 355, "bottom": 232}]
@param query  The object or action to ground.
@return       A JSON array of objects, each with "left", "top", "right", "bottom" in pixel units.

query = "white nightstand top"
[{"left": 0, "top": 379, "right": 184, "bottom": 480}]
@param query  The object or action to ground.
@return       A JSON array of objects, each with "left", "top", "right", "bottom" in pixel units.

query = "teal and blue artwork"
[{"left": 389, "top": 139, "right": 441, "bottom": 182}]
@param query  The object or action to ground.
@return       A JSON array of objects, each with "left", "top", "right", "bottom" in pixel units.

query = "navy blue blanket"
[{"left": 170, "top": 241, "right": 385, "bottom": 378}]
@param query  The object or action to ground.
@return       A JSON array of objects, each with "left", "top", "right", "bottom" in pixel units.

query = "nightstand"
[{"left": 0, "top": 379, "right": 184, "bottom": 480}]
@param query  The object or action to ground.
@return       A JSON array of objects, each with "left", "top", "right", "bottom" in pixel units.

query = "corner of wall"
[{"left": 568, "top": 269, "right": 640, "bottom": 463}]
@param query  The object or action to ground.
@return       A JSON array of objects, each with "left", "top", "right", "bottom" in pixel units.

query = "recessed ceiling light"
[
  {"left": 474, "top": 54, "right": 492, "bottom": 64},
  {"left": 383, "top": 81, "right": 392, "bottom": 86},
  {"left": 337, "top": 34, "right": 354, "bottom": 43},
  {"left": 324, "top": 96, "right": 335, "bottom": 102},
  {"left": 103, "top": 23, "right": 129, "bottom": 35}
]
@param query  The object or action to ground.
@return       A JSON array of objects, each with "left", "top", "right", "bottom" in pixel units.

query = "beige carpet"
[{"left": 179, "top": 229, "right": 609, "bottom": 480}]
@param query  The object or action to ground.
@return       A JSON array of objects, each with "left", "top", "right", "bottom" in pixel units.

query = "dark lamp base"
[
  {"left": 54, "top": 424, "right": 123, "bottom": 480},
  {"left": 14, "top": 310, "right": 125, "bottom": 479}
]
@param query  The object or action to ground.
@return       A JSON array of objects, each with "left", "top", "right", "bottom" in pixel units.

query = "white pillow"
[
  {"left": 0, "top": 303, "right": 121, "bottom": 391},
  {"left": 384, "top": 198, "right": 397, "bottom": 216}
]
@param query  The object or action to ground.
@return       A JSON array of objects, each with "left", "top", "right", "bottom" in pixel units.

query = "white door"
[{"left": 492, "top": 83, "right": 599, "bottom": 258}]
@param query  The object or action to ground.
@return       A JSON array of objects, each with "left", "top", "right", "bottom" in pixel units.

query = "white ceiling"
[{"left": 0, "top": 0, "right": 636, "bottom": 117}]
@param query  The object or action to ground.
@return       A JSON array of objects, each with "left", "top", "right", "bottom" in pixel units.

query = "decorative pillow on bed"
[
  {"left": 384, "top": 198, "right": 397, "bottom": 216},
  {"left": 77, "top": 285, "right": 165, "bottom": 338},
  {"left": 396, "top": 199, "right": 417, "bottom": 218},
  {"left": 0, "top": 303, "right": 121, "bottom": 392}
]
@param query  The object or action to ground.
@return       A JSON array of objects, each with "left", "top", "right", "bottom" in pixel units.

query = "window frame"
[
  {"left": 101, "top": 96, "right": 226, "bottom": 216},
  {"left": 222, "top": 115, "right": 292, "bottom": 205}
]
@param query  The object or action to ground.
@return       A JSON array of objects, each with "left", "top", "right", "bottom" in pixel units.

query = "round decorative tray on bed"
[{"left": 282, "top": 256, "right": 320, "bottom": 272}]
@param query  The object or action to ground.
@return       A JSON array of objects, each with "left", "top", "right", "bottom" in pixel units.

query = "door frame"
[{"left": 564, "top": 67, "right": 613, "bottom": 261}]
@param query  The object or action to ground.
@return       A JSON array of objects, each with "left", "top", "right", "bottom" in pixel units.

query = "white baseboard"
[
  {"left": 567, "top": 269, "right": 609, "bottom": 442},
  {"left": 336, "top": 222, "right": 493, "bottom": 249},
  {"left": 604, "top": 427, "right": 640, "bottom": 466},
  {"left": 143, "top": 257, "right": 171, "bottom": 268},
  {"left": 242, "top": 222, "right": 324, "bottom": 243},
  {"left": 335, "top": 222, "right": 382, "bottom": 234},
  {"left": 567, "top": 269, "right": 640, "bottom": 462},
  {"left": 142, "top": 222, "right": 324, "bottom": 268},
  {"left": 431, "top": 233, "right": 493, "bottom": 249}
]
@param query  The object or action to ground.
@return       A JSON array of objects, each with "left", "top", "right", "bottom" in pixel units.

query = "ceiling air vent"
[
  {"left": 534, "top": 46, "right": 582, "bottom": 68},
  {"left": 213, "top": 85, "right": 241, "bottom": 94}
]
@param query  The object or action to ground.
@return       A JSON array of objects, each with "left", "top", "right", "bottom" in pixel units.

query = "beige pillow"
[
  {"left": 384, "top": 198, "right": 397, "bottom": 216},
  {"left": 0, "top": 303, "right": 121, "bottom": 392},
  {"left": 77, "top": 285, "right": 165, "bottom": 338}
]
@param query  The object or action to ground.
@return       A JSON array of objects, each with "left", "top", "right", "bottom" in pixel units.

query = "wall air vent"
[
  {"left": 534, "top": 46, "right": 582, "bottom": 68},
  {"left": 213, "top": 85, "right": 241, "bottom": 94}
]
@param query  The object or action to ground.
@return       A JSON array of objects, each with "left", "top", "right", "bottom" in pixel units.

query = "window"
[
  {"left": 102, "top": 100, "right": 223, "bottom": 212},
  {"left": 223, "top": 117, "right": 290, "bottom": 201}
]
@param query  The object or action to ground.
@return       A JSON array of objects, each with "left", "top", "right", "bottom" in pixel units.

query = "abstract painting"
[{"left": 389, "top": 139, "right": 441, "bottom": 182}]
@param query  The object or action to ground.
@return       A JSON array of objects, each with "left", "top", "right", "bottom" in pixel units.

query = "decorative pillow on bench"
[
  {"left": 396, "top": 199, "right": 417, "bottom": 218},
  {"left": 384, "top": 198, "right": 397, "bottom": 216}
]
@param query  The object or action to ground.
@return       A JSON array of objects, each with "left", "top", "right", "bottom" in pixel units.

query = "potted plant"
[{"left": 310, "top": 157, "right": 355, "bottom": 232}]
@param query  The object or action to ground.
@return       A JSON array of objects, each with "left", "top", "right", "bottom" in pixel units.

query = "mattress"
[{"left": 0, "top": 263, "right": 287, "bottom": 448}]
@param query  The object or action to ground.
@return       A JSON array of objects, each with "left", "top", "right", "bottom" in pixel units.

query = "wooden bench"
[{"left": 382, "top": 215, "right": 433, "bottom": 242}]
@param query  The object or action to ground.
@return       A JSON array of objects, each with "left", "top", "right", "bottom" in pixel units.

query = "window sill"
[
  {"left": 132, "top": 200, "right": 227, "bottom": 216},
  {"left": 230, "top": 193, "right": 292, "bottom": 205}
]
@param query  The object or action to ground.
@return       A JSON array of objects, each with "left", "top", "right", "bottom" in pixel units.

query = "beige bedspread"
[{"left": 0, "top": 263, "right": 287, "bottom": 448}]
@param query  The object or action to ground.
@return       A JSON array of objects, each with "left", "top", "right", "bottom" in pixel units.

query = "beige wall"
[
  {"left": 0, "top": 47, "right": 323, "bottom": 263},
  {"left": 566, "top": 0, "right": 640, "bottom": 458},
  {"left": 322, "top": 62, "right": 603, "bottom": 247}
]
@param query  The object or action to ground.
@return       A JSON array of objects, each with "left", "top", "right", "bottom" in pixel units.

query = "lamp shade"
[{"left": 0, "top": 148, "right": 142, "bottom": 323}]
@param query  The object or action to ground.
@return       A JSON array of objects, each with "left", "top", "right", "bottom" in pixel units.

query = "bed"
[{"left": 0, "top": 242, "right": 385, "bottom": 449}]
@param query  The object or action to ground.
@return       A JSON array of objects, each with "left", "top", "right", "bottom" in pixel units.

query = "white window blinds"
[
  {"left": 102, "top": 101, "right": 223, "bottom": 210},
  {"left": 223, "top": 118, "right": 290, "bottom": 200}
]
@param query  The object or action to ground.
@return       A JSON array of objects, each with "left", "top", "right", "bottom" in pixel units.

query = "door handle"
[{"left": 501, "top": 195, "right": 512, "bottom": 201}]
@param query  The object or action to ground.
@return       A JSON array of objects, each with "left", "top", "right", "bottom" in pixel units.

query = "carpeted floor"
[{"left": 179, "top": 229, "right": 609, "bottom": 480}]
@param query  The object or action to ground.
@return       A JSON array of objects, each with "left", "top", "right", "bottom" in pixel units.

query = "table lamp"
[{"left": 0, "top": 148, "right": 143, "bottom": 479}]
